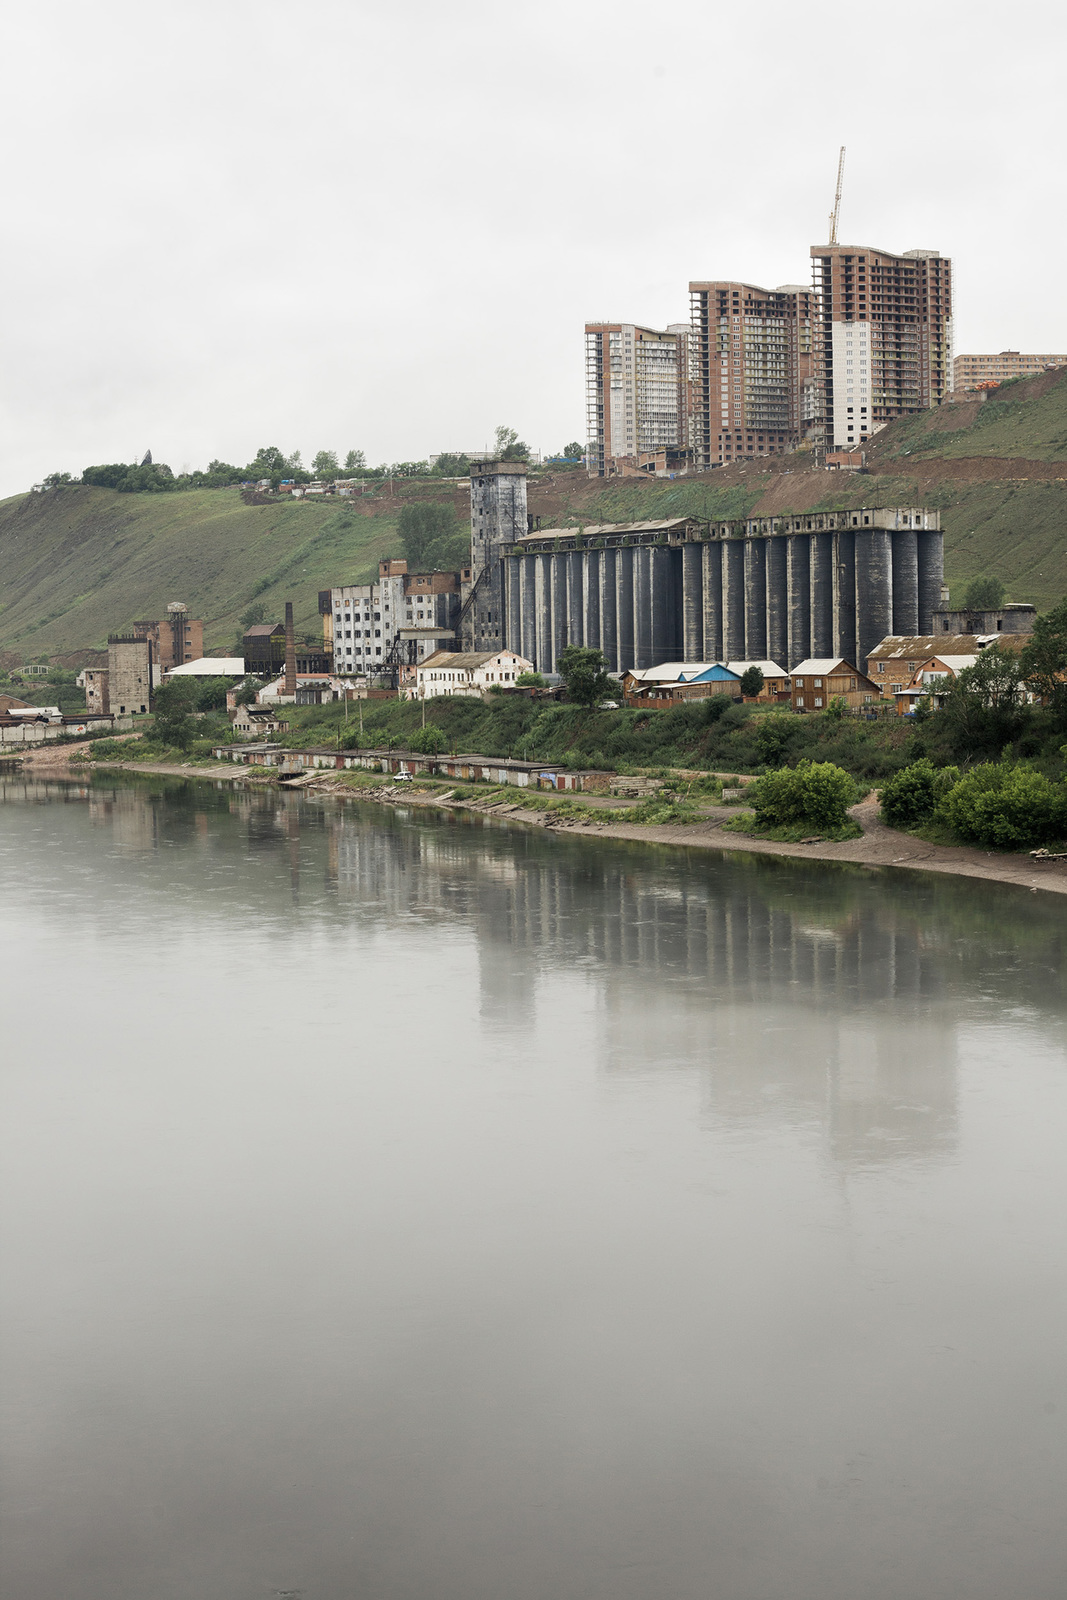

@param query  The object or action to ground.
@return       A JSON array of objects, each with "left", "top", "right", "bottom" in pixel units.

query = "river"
[{"left": 1, "top": 773, "right": 1065, "bottom": 1600}]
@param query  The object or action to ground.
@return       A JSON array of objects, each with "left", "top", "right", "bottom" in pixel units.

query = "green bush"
[
  {"left": 938, "top": 764, "right": 1067, "bottom": 850},
  {"left": 747, "top": 760, "right": 857, "bottom": 831},
  {"left": 88, "top": 738, "right": 129, "bottom": 760},
  {"left": 409, "top": 724, "right": 447, "bottom": 754},
  {"left": 879, "top": 759, "right": 959, "bottom": 829}
]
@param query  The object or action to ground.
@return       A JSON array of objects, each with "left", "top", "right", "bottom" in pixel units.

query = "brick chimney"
[{"left": 284, "top": 601, "right": 296, "bottom": 697}]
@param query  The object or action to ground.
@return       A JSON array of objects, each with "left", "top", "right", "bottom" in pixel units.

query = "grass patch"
[{"left": 722, "top": 813, "right": 864, "bottom": 843}]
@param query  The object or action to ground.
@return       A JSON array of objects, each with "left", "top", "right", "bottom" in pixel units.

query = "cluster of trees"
[
  {"left": 40, "top": 422, "right": 566, "bottom": 497},
  {"left": 397, "top": 502, "right": 469, "bottom": 571}
]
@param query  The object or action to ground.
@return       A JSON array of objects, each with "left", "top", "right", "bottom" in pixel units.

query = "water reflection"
[
  {"left": 2, "top": 772, "right": 1065, "bottom": 1600},
  {"left": 5, "top": 772, "right": 1062, "bottom": 1180}
]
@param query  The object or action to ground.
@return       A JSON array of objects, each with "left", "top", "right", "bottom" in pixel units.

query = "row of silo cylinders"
[{"left": 504, "top": 529, "right": 942, "bottom": 674}]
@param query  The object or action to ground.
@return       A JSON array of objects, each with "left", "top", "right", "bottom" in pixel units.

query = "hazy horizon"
[{"left": 2, "top": 0, "right": 1065, "bottom": 499}]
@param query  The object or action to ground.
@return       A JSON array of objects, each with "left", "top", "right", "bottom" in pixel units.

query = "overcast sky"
[{"left": 2, "top": 0, "right": 1064, "bottom": 497}]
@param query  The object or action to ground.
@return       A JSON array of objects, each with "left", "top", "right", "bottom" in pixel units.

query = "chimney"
[{"left": 284, "top": 601, "right": 296, "bottom": 696}]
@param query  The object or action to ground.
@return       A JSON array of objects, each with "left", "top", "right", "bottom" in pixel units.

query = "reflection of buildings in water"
[
  {"left": 589, "top": 878, "right": 960, "bottom": 1170},
  {"left": 87, "top": 788, "right": 160, "bottom": 853}
]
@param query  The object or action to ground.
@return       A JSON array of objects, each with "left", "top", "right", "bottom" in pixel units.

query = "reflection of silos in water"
[
  {"left": 722, "top": 541, "right": 746, "bottom": 661},
  {"left": 744, "top": 538, "right": 768, "bottom": 660},
  {"left": 833, "top": 530, "right": 857, "bottom": 666},
  {"left": 891, "top": 528, "right": 919, "bottom": 638},
  {"left": 599, "top": 549, "right": 618, "bottom": 671},
  {"left": 917, "top": 530, "right": 942, "bottom": 633},
  {"left": 854, "top": 528, "right": 893, "bottom": 669},
  {"left": 765, "top": 537, "right": 787, "bottom": 668},
  {"left": 681, "top": 543, "right": 703, "bottom": 660},
  {"left": 810, "top": 533, "right": 834, "bottom": 658},
  {"left": 702, "top": 541, "right": 724, "bottom": 662},
  {"left": 787, "top": 535, "right": 811, "bottom": 667}
]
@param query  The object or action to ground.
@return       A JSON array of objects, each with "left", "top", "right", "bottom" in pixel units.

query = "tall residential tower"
[
  {"left": 585, "top": 322, "right": 689, "bottom": 475},
  {"left": 810, "top": 245, "right": 952, "bottom": 449},
  {"left": 688, "top": 281, "right": 820, "bottom": 467}
]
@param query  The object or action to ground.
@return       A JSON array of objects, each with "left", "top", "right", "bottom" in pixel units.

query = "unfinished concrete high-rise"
[
  {"left": 688, "top": 281, "right": 820, "bottom": 468},
  {"left": 810, "top": 244, "right": 953, "bottom": 449},
  {"left": 463, "top": 460, "right": 527, "bottom": 651},
  {"left": 585, "top": 323, "right": 690, "bottom": 476}
]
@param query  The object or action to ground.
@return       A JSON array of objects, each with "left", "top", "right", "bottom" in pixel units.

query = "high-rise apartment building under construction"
[
  {"left": 687, "top": 281, "right": 820, "bottom": 468},
  {"left": 584, "top": 322, "right": 690, "bottom": 476},
  {"left": 810, "top": 245, "right": 952, "bottom": 449}
]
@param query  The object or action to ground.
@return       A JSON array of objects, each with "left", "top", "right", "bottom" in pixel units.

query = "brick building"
[
  {"left": 810, "top": 244, "right": 952, "bottom": 450},
  {"left": 132, "top": 605, "right": 203, "bottom": 671},
  {"left": 585, "top": 322, "right": 690, "bottom": 475},
  {"left": 687, "top": 282, "right": 819, "bottom": 467}
]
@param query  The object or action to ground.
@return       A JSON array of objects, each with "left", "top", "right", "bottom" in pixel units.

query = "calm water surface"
[{"left": 1, "top": 774, "right": 1065, "bottom": 1600}]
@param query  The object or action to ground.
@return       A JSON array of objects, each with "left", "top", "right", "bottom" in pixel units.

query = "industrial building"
[
  {"left": 499, "top": 506, "right": 942, "bottom": 676},
  {"left": 322, "top": 558, "right": 462, "bottom": 677},
  {"left": 810, "top": 244, "right": 953, "bottom": 449},
  {"left": 584, "top": 322, "right": 690, "bottom": 476},
  {"left": 687, "top": 281, "right": 820, "bottom": 467}
]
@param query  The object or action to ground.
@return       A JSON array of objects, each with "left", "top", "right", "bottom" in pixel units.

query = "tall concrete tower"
[{"left": 466, "top": 459, "right": 527, "bottom": 651}]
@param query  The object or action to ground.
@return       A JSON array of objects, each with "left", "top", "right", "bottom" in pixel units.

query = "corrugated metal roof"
[{"left": 726, "top": 660, "right": 788, "bottom": 677}]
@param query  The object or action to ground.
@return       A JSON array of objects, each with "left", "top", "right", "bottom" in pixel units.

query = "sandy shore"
[{"left": 18, "top": 742, "right": 1067, "bottom": 898}]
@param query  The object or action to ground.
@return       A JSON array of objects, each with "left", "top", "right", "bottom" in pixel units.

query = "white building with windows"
[
  {"left": 414, "top": 649, "right": 533, "bottom": 700},
  {"left": 325, "top": 559, "right": 461, "bottom": 675}
]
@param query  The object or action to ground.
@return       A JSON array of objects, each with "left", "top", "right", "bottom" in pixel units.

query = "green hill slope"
[
  {"left": 0, "top": 487, "right": 410, "bottom": 658},
  {"left": 4, "top": 368, "right": 1067, "bottom": 661}
]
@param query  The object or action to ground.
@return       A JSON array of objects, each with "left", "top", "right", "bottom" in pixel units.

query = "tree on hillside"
[
  {"left": 312, "top": 450, "right": 339, "bottom": 479},
  {"left": 961, "top": 575, "right": 1006, "bottom": 610},
  {"left": 494, "top": 424, "right": 529, "bottom": 462},
  {"left": 740, "top": 665, "right": 765, "bottom": 697},
  {"left": 240, "top": 601, "right": 268, "bottom": 629},
  {"left": 245, "top": 446, "right": 288, "bottom": 478},
  {"left": 562, "top": 442, "right": 583, "bottom": 461},
  {"left": 397, "top": 502, "right": 466, "bottom": 570},
  {"left": 433, "top": 453, "right": 470, "bottom": 476},
  {"left": 343, "top": 449, "right": 366, "bottom": 472},
  {"left": 557, "top": 646, "right": 614, "bottom": 708},
  {"left": 1020, "top": 597, "right": 1067, "bottom": 716},
  {"left": 40, "top": 471, "right": 74, "bottom": 489}
]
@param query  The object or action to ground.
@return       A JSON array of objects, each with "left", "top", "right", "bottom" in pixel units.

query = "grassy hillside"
[
  {"left": 0, "top": 486, "right": 410, "bottom": 658},
  {"left": 4, "top": 368, "right": 1067, "bottom": 660}
]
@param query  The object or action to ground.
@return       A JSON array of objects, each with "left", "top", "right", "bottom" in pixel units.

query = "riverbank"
[{"left": 21, "top": 742, "right": 1067, "bottom": 897}]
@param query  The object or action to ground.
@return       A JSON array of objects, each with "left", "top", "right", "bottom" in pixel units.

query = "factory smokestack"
[{"left": 284, "top": 601, "right": 296, "bottom": 697}]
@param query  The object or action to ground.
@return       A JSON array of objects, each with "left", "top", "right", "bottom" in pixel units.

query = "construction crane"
[{"left": 828, "top": 145, "right": 846, "bottom": 244}]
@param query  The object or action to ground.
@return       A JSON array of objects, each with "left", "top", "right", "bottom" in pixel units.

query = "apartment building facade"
[
  {"left": 810, "top": 245, "right": 952, "bottom": 449},
  {"left": 688, "top": 282, "right": 819, "bottom": 468},
  {"left": 585, "top": 322, "right": 690, "bottom": 475},
  {"left": 953, "top": 351, "right": 1067, "bottom": 390}
]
